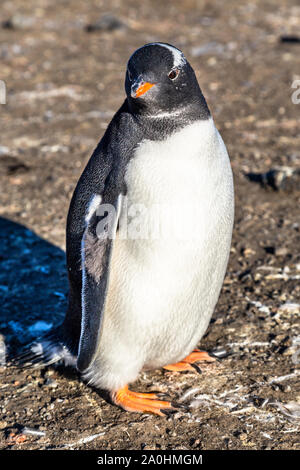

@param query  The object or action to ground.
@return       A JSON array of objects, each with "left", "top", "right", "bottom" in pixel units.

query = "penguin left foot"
[
  {"left": 111, "top": 384, "right": 179, "bottom": 416},
  {"left": 163, "top": 349, "right": 216, "bottom": 373}
]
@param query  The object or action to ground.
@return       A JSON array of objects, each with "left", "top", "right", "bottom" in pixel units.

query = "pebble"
[
  {"left": 245, "top": 166, "right": 300, "bottom": 192},
  {"left": 85, "top": 14, "right": 127, "bottom": 33},
  {"left": 44, "top": 378, "right": 58, "bottom": 388},
  {"left": 0, "top": 146, "right": 10, "bottom": 156},
  {"left": 280, "top": 35, "right": 300, "bottom": 43},
  {"left": 278, "top": 303, "right": 300, "bottom": 314},
  {"left": 0, "top": 420, "right": 8, "bottom": 429},
  {"left": 2, "top": 15, "right": 35, "bottom": 30}
]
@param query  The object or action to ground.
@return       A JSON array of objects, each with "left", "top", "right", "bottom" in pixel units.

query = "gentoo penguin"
[{"left": 24, "top": 43, "right": 234, "bottom": 415}]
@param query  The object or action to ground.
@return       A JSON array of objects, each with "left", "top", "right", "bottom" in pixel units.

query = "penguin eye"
[
  {"left": 127, "top": 69, "right": 132, "bottom": 81},
  {"left": 168, "top": 69, "right": 179, "bottom": 80}
]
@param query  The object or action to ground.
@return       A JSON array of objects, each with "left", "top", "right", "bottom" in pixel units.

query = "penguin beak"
[{"left": 131, "top": 79, "right": 155, "bottom": 99}]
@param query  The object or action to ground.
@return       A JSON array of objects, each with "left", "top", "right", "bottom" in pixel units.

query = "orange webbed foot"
[
  {"left": 183, "top": 349, "right": 216, "bottom": 364},
  {"left": 163, "top": 349, "right": 216, "bottom": 373},
  {"left": 111, "top": 385, "right": 180, "bottom": 416}
]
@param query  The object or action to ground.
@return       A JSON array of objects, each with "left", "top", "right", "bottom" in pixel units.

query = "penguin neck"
[{"left": 126, "top": 98, "right": 211, "bottom": 141}]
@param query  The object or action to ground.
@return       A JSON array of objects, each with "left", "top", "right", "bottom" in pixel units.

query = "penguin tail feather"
[{"left": 10, "top": 328, "right": 77, "bottom": 369}]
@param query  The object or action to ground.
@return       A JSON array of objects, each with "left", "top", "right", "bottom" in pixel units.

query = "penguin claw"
[
  {"left": 191, "top": 363, "right": 202, "bottom": 374},
  {"left": 208, "top": 354, "right": 221, "bottom": 362},
  {"left": 155, "top": 392, "right": 172, "bottom": 401},
  {"left": 161, "top": 400, "right": 190, "bottom": 416},
  {"left": 160, "top": 407, "right": 179, "bottom": 416},
  {"left": 171, "top": 401, "right": 189, "bottom": 411}
]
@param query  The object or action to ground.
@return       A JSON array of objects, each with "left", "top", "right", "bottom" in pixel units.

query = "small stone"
[
  {"left": 85, "top": 14, "right": 127, "bottom": 33},
  {"left": 242, "top": 247, "right": 256, "bottom": 257},
  {"left": 247, "top": 441, "right": 256, "bottom": 447},
  {"left": 2, "top": 15, "right": 35, "bottom": 30},
  {"left": 276, "top": 247, "right": 289, "bottom": 256},
  {"left": 45, "top": 369, "right": 55, "bottom": 377},
  {"left": 0, "top": 146, "right": 10, "bottom": 155},
  {"left": 278, "top": 303, "right": 300, "bottom": 314},
  {"left": 245, "top": 166, "right": 300, "bottom": 192},
  {"left": 44, "top": 378, "right": 58, "bottom": 388},
  {"left": 280, "top": 35, "right": 300, "bottom": 43}
]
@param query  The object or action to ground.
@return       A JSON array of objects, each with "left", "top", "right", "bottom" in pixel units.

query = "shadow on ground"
[{"left": 0, "top": 217, "right": 67, "bottom": 352}]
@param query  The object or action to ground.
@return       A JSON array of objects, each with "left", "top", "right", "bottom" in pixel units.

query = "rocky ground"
[{"left": 0, "top": 0, "right": 299, "bottom": 450}]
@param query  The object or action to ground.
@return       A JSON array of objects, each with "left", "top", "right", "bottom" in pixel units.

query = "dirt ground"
[{"left": 0, "top": 0, "right": 299, "bottom": 451}]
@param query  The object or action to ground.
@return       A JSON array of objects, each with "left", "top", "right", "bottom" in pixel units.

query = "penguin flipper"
[{"left": 76, "top": 196, "right": 121, "bottom": 372}]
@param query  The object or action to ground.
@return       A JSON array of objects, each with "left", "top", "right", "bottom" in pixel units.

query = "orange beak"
[{"left": 132, "top": 81, "right": 155, "bottom": 98}]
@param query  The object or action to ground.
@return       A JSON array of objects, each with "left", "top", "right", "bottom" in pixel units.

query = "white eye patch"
[
  {"left": 128, "top": 43, "right": 186, "bottom": 70},
  {"left": 151, "top": 43, "right": 186, "bottom": 68}
]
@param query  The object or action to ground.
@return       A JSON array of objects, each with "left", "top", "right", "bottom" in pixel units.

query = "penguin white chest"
[
  {"left": 100, "top": 119, "right": 234, "bottom": 376},
  {"left": 122, "top": 119, "right": 222, "bottom": 242}
]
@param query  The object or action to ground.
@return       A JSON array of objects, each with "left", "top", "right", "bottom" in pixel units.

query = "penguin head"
[{"left": 125, "top": 43, "right": 210, "bottom": 119}]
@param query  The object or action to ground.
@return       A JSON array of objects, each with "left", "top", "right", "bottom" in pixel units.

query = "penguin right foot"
[
  {"left": 163, "top": 349, "right": 216, "bottom": 373},
  {"left": 111, "top": 384, "right": 179, "bottom": 416}
]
